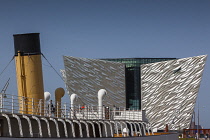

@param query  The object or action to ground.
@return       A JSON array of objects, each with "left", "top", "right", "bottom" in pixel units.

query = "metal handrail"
[{"left": 0, "top": 93, "right": 144, "bottom": 121}]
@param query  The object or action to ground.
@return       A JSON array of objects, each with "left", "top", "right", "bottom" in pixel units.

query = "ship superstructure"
[{"left": 0, "top": 33, "right": 151, "bottom": 138}]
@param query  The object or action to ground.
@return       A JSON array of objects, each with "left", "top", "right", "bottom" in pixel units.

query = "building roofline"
[{"left": 100, "top": 57, "right": 177, "bottom": 60}]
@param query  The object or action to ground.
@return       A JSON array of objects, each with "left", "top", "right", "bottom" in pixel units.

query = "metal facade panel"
[
  {"left": 63, "top": 56, "right": 126, "bottom": 107},
  {"left": 141, "top": 55, "right": 207, "bottom": 130}
]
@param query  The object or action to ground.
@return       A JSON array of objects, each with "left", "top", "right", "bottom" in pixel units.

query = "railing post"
[
  {"left": 124, "top": 107, "right": 126, "bottom": 120},
  {"left": 48, "top": 100, "right": 51, "bottom": 117},
  {"left": 97, "top": 106, "right": 99, "bottom": 120},
  {"left": 109, "top": 106, "right": 111, "bottom": 120},
  {"left": 103, "top": 106, "right": 105, "bottom": 120},
  {"left": 32, "top": 98, "right": 34, "bottom": 115},
  {"left": 87, "top": 105, "right": 89, "bottom": 120},
  {"left": 78, "top": 104, "right": 81, "bottom": 119},
  {"left": 43, "top": 99, "right": 46, "bottom": 116},
  {"left": 102, "top": 106, "right": 104, "bottom": 120},
  {"left": 39, "top": 99, "right": 42, "bottom": 116},
  {"left": 45, "top": 100, "right": 48, "bottom": 117},
  {"left": 90, "top": 106, "right": 92, "bottom": 119},
  {"left": 69, "top": 106, "right": 71, "bottom": 119},
  {"left": 11, "top": 95, "right": 14, "bottom": 114},
  {"left": 119, "top": 107, "right": 121, "bottom": 120},
  {"left": 113, "top": 106, "right": 115, "bottom": 120},
  {"left": 88, "top": 105, "right": 90, "bottom": 119},
  {"left": 57, "top": 101, "right": 59, "bottom": 118},
  {"left": 133, "top": 108, "right": 134, "bottom": 120},
  {"left": 85, "top": 105, "right": 87, "bottom": 119},
  {"left": 0, "top": 94, "right": 2, "bottom": 112},
  {"left": 2, "top": 94, "right": 5, "bottom": 112},
  {"left": 22, "top": 96, "right": 24, "bottom": 114},
  {"left": 64, "top": 102, "right": 67, "bottom": 119},
  {"left": 92, "top": 106, "right": 94, "bottom": 119}
]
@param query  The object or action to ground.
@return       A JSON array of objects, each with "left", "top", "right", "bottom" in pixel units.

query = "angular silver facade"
[
  {"left": 141, "top": 55, "right": 207, "bottom": 130},
  {"left": 63, "top": 56, "right": 126, "bottom": 107}
]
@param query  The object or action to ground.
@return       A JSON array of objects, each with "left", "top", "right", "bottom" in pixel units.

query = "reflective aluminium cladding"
[
  {"left": 141, "top": 55, "right": 207, "bottom": 130},
  {"left": 63, "top": 56, "right": 126, "bottom": 107},
  {"left": 103, "top": 58, "right": 176, "bottom": 109}
]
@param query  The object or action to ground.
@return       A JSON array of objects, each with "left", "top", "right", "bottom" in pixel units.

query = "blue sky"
[{"left": 0, "top": 0, "right": 210, "bottom": 128}]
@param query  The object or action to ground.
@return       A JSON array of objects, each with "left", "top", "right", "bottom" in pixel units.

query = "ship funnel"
[{"left": 13, "top": 33, "right": 44, "bottom": 114}]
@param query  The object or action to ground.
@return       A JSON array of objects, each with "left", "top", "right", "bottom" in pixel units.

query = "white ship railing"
[{"left": 0, "top": 93, "right": 145, "bottom": 121}]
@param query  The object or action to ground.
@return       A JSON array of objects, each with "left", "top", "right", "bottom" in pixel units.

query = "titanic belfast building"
[
  {"left": 62, "top": 55, "right": 207, "bottom": 130},
  {"left": 102, "top": 58, "right": 176, "bottom": 109}
]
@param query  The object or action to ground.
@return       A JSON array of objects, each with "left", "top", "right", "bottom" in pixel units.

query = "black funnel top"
[{"left": 13, "top": 33, "right": 41, "bottom": 56}]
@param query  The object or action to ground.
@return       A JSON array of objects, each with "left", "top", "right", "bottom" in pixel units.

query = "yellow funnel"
[{"left": 14, "top": 33, "right": 44, "bottom": 115}]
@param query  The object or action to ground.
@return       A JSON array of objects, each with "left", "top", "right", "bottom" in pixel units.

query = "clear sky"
[{"left": 0, "top": 0, "right": 210, "bottom": 128}]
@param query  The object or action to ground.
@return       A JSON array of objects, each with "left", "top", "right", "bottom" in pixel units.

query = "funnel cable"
[
  {"left": 0, "top": 56, "right": 14, "bottom": 77},
  {"left": 41, "top": 53, "right": 64, "bottom": 82}
]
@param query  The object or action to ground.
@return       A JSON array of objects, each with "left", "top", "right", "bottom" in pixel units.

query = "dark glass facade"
[{"left": 102, "top": 58, "right": 176, "bottom": 110}]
